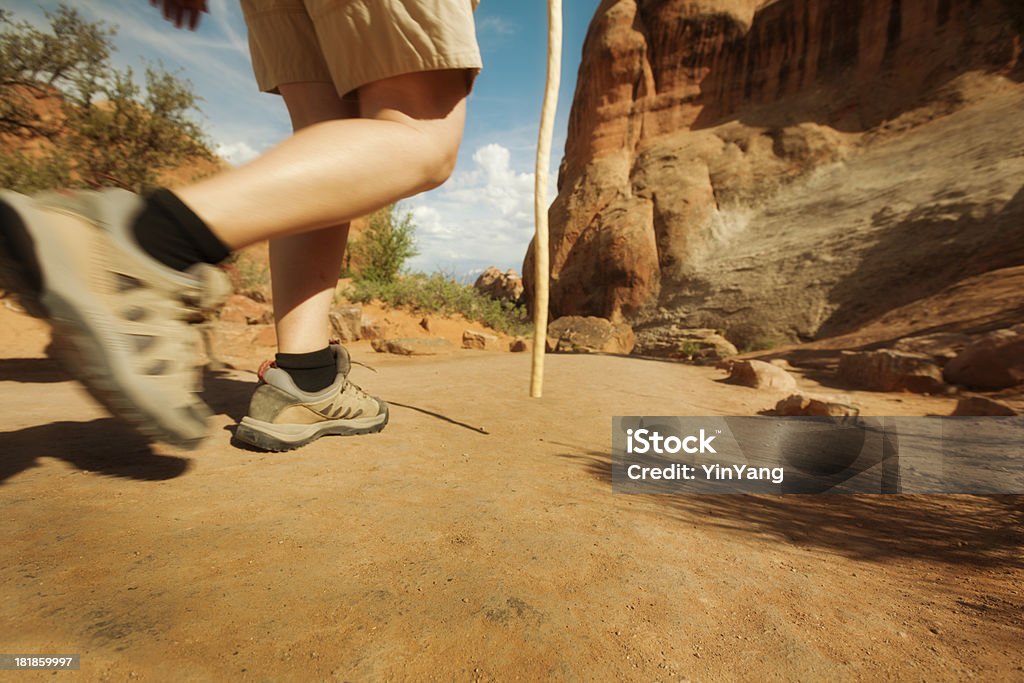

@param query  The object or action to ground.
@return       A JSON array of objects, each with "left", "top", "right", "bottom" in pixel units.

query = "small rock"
[
  {"left": 634, "top": 327, "right": 738, "bottom": 363},
  {"left": 546, "top": 316, "right": 635, "bottom": 354},
  {"left": 360, "top": 314, "right": 391, "bottom": 341},
  {"left": 775, "top": 393, "right": 860, "bottom": 417},
  {"left": 462, "top": 329, "right": 501, "bottom": 351},
  {"left": 943, "top": 325, "right": 1024, "bottom": 390},
  {"left": 329, "top": 305, "right": 362, "bottom": 342},
  {"left": 509, "top": 337, "right": 530, "bottom": 353},
  {"left": 950, "top": 395, "right": 1017, "bottom": 416},
  {"left": 838, "top": 350, "right": 945, "bottom": 393},
  {"left": 727, "top": 360, "right": 798, "bottom": 392},
  {"left": 219, "top": 294, "right": 271, "bottom": 325},
  {"left": 371, "top": 338, "right": 456, "bottom": 356}
]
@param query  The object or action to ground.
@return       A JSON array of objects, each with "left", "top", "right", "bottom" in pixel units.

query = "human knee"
[{"left": 421, "top": 134, "right": 460, "bottom": 190}]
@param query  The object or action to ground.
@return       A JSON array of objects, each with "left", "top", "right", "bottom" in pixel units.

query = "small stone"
[
  {"left": 371, "top": 337, "right": 456, "bottom": 355},
  {"left": 462, "top": 329, "right": 501, "bottom": 351},
  {"left": 950, "top": 395, "right": 1017, "bottom": 416},
  {"left": 727, "top": 360, "right": 798, "bottom": 392},
  {"left": 774, "top": 393, "right": 860, "bottom": 417}
]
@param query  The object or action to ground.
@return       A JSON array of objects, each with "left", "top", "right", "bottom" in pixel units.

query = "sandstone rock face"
[
  {"left": 462, "top": 329, "right": 501, "bottom": 351},
  {"left": 546, "top": 316, "right": 636, "bottom": 354},
  {"left": 774, "top": 393, "right": 860, "bottom": 417},
  {"left": 371, "top": 338, "right": 456, "bottom": 356},
  {"left": 838, "top": 350, "right": 945, "bottom": 393},
  {"left": 474, "top": 267, "right": 524, "bottom": 303},
  {"left": 524, "top": 0, "right": 1024, "bottom": 349},
  {"left": 942, "top": 325, "right": 1024, "bottom": 389},
  {"left": 634, "top": 326, "right": 737, "bottom": 362},
  {"left": 726, "top": 359, "right": 797, "bottom": 392}
]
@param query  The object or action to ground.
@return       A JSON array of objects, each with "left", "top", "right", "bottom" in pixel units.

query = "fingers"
[{"left": 151, "top": 0, "right": 208, "bottom": 31}]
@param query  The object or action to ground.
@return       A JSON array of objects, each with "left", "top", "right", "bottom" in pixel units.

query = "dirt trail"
[{"left": 1, "top": 307, "right": 1021, "bottom": 681}]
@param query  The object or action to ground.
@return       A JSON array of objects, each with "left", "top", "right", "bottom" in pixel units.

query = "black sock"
[
  {"left": 275, "top": 347, "right": 337, "bottom": 393},
  {"left": 132, "top": 188, "right": 230, "bottom": 271}
]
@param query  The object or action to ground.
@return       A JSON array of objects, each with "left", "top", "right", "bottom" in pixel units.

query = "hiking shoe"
[
  {"left": 235, "top": 342, "right": 389, "bottom": 451},
  {"left": 0, "top": 188, "right": 231, "bottom": 449}
]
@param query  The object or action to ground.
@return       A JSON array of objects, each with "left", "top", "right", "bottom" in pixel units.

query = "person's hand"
[{"left": 150, "top": 0, "right": 209, "bottom": 31}]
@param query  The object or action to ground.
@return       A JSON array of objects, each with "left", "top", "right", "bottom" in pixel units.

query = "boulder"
[
  {"left": 546, "top": 316, "right": 635, "bottom": 354},
  {"left": 219, "top": 294, "right": 271, "bottom": 325},
  {"left": 509, "top": 337, "right": 531, "bottom": 353},
  {"left": 462, "top": 329, "right": 501, "bottom": 351},
  {"left": 774, "top": 394, "right": 860, "bottom": 417},
  {"left": 950, "top": 396, "right": 1018, "bottom": 417},
  {"left": 893, "top": 332, "right": 972, "bottom": 365},
  {"left": 634, "top": 327, "right": 738, "bottom": 363},
  {"left": 726, "top": 360, "right": 797, "bottom": 393},
  {"left": 838, "top": 350, "right": 945, "bottom": 393},
  {"left": 371, "top": 338, "right": 456, "bottom": 356},
  {"left": 943, "top": 326, "right": 1024, "bottom": 390},
  {"left": 474, "top": 266, "right": 524, "bottom": 303},
  {"left": 329, "top": 305, "right": 362, "bottom": 342}
]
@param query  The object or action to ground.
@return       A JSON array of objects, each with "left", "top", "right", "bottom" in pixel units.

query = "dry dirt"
[{"left": 1, "top": 305, "right": 1022, "bottom": 681}]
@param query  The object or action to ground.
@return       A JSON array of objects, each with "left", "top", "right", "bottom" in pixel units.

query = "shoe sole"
[
  {"left": 234, "top": 404, "right": 390, "bottom": 452},
  {"left": 0, "top": 191, "right": 208, "bottom": 450}
]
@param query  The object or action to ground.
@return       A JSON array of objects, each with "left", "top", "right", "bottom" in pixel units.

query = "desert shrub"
[
  {"left": 347, "top": 204, "right": 418, "bottom": 284},
  {"left": 350, "top": 272, "right": 531, "bottom": 336},
  {"left": 0, "top": 4, "right": 213, "bottom": 193}
]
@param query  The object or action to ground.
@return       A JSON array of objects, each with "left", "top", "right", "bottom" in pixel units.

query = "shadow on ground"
[
  {"left": 0, "top": 365, "right": 260, "bottom": 484},
  {"left": 554, "top": 445, "right": 1024, "bottom": 571}
]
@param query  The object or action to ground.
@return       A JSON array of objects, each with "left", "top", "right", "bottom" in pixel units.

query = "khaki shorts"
[{"left": 240, "top": 0, "right": 483, "bottom": 97}]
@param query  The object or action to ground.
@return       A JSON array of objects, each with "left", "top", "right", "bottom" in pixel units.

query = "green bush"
[
  {"left": 349, "top": 272, "right": 531, "bottom": 336},
  {"left": 347, "top": 204, "right": 418, "bottom": 284},
  {"left": 0, "top": 4, "right": 213, "bottom": 193}
]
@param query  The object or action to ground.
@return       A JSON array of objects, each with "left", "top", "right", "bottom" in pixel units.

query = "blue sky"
[{"left": 9, "top": 0, "right": 601, "bottom": 278}]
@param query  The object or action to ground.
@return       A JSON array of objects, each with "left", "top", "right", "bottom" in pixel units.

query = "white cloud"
[
  {"left": 477, "top": 16, "right": 517, "bottom": 35},
  {"left": 405, "top": 142, "right": 557, "bottom": 278},
  {"left": 215, "top": 140, "right": 260, "bottom": 165}
]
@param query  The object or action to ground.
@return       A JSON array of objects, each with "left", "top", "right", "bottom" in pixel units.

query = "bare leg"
[
  {"left": 174, "top": 69, "right": 468, "bottom": 250},
  {"left": 270, "top": 83, "right": 357, "bottom": 354}
]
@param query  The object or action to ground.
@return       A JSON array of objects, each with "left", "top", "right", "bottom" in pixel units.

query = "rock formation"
[{"left": 524, "top": 0, "right": 1024, "bottom": 351}]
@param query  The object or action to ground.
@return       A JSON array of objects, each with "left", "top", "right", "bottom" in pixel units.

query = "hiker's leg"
[
  {"left": 270, "top": 82, "right": 356, "bottom": 354},
  {"left": 174, "top": 69, "right": 467, "bottom": 251}
]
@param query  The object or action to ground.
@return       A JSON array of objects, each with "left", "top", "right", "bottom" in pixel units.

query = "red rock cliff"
[{"left": 524, "top": 0, "right": 1024, "bottom": 348}]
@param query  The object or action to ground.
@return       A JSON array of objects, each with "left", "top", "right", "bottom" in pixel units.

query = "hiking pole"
[{"left": 530, "top": 0, "right": 562, "bottom": 398}]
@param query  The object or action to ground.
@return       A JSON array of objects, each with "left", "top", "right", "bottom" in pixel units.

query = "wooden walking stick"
[{"left": 531, "top": 0, "right": 562, "bottom": 398}]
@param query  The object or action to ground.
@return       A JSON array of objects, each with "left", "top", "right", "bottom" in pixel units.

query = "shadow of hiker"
[
  {"left": 553, "top": 446, "right": 1024, "bottom": 571},
  {"left": 202, "top": 368, "right": 256, "bottom": 423},
  {"left": 0, "top": 418, "right": 191, "bottom": 485},
  {"left": 0, "top": 356, "right": 72, "bottom": 384}
]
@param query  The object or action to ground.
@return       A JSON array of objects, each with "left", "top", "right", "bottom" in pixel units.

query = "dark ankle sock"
[
  {"left": 275, "top": 346, "right": 337, "bottom": 393},
  {"left": 132, "top": 188, "right": 230, "bottom": 271}
]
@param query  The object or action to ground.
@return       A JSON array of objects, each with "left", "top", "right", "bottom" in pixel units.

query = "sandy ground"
[{"left": 1, "top": 306, "right": 1021, "bottom": 681}]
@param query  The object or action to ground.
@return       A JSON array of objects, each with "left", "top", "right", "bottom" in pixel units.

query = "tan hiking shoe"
[
  {"left": 0, "top": 188, "right": 230, "bottom": 449},
  {"left": 235, "top": 342, "right": 389, "bottom": 451}
]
